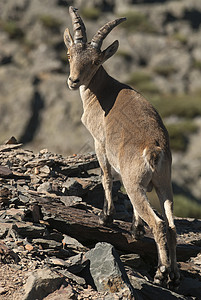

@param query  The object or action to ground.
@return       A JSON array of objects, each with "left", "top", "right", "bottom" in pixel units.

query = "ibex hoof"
[
  {"left": 168, "top": 269, "right": 181, "bottom": 290},
  {"left": 154, "top": 265, "right": 181, "bottom": 290},
  {"left": 154, "top": 265, "right": 170, "bottom": 288},
  {"left": 99, "top": 212, "right": 113, "bottom": 226},
  {"left": 131, "top": 224, "right": 145, "bottom": 240}
]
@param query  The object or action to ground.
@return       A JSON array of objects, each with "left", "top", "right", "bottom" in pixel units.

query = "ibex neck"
[
  {"left": 80, "top": 66, "right": 127, "bottom": 115},
  {"left": 89, "top": 65, "right": 111, "bottom": 89}
]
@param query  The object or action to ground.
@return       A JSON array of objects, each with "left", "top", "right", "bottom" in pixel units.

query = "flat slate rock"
[{"left": 40, "top": 200, "right": 201, "bottom": 261}]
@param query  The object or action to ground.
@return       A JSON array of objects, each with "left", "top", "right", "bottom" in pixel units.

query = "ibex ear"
[
  {"left": 102, "top": 40, "right": 119, "bottom": 62},
  {"left": 64, "top": 28, "right": 74, "bottom": 48}
]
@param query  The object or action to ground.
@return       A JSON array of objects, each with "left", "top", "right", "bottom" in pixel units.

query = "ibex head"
[{"left": 64, "top": 6, "right": 126, "bottom": 90}]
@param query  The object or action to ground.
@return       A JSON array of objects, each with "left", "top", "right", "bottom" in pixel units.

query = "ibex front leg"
[
  {"left": 95, "top": 140, "right": 115, "bottom": 225},
  {"left": 131, "top": 209, "right": 145, "bottom": 240}
]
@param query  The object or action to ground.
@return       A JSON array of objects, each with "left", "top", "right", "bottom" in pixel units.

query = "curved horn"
[
  {"left": 91, "top": 17, "right": 126, "bottom": 50},
  {"left": 69, "top": 6, "right": 87, "bottom": 44}
]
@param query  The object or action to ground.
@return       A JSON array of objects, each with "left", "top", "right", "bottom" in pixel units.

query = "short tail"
[{"left": 142, "top": 146, "right": 163, "bottom": 172}]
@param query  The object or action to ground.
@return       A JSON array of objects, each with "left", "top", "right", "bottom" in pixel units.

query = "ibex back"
[{"left": 64, "top": 6, "right": 180, "bottom": 288}]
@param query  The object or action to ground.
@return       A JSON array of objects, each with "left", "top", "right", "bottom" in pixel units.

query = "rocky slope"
[
  {"left": 0, "top": 1, "right": 200, "bottom": 212},
  {"left": 0, "top": 142, "right": 201, "bottom": 299}
]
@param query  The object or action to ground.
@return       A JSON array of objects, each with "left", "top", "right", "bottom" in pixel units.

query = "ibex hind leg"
[
  {"left": 154, "top": 181, "right": 180, "bottom": 289},
  {"left": 95, "top": 140, "right": 115, "bottom": 226},
  {"left": 124, "top": 180, "right": 170, "bottom": 287},
  {"left": 131, "top": 180, "right": 153, "bottom": 239}
]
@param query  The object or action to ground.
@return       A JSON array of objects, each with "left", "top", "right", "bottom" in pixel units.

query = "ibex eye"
[{"left": 67, "top": 53, "right": 70, "bottom": 60}]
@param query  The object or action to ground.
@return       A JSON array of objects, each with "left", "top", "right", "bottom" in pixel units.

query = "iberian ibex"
[{"left": 64, "top": 6, "right": 180, "bottom": 288}]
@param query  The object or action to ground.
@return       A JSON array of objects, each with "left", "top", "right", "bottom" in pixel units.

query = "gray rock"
[
  {"left": 172, "top": 118, "right": 201, "bottom": 201},
  {"left": 37, "top": 182, "right": 52, "bottom": 193},
  {"left": 43, "top": 284, "right": 78, "bottom": 300},
  {"left": 120, "top": 253, "right": 145, "bottom": 269},
  {"left": 128, "top": 273, "right": 189, "bottom": 300},
  {"left": 188, "top": 69, "right": 201, "bottom": 93},
  {"left": 0, "top": 66, "right": 34, "bottom": 144},
  {"left": 0, "top": 222, "right": 13, "bottom": 238},
  {"left": 84, "top": 242, "right": 133, "bottom": 297},
  {"left": 48, "top": 257, "right": 70, "bottom": 267},
  {"left": 62, "top": 234, "right": 87, "bottom": 252},
  {"left": 31, "top": 238, "right": 62, "bottom": 249},
  {"left": 66, "top": 253, "right": 89, "bottom": 274},
  {"left": 19, "top": 193, "right": 30, "bottom": 204},
  {"left": 12, "top": 221, "right": 47, "bottom": 238},
  {"left": 23, "top": 268, "right": 65, "bottom": 300},
  {"left": 58, "top": 269, "right": 86, "bottom": 286},
  {"left": 0, "top": 166, "right": 13, "bottom": 177},
  {"left": 5, "top": 207, "right": 25, "bottom": 221},
  {"left": 128, "top": 34, "right": 167, "bottom": 67},
  {"left": 150, "top": 48, "right": 191, "bottom": 93},
  {"left": 39, "top": 165, "right": 51, "bottom": 174},
  {"left": 62, "top": 178, "right": 87, "bottom": 197},
  {"left": 59, "top": 195, "right": 83, "bottom": 207},
  {"left": 28, "top": 45, "right": 62, "bottom": 75}
]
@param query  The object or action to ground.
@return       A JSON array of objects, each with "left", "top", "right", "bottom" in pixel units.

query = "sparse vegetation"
[
  {"left": 127, "top": 71, "right": 159, "bottom": 94},
  {"left": 81, "top": 7, "right": 101, "bottom": 20},
  {"left": 153, "top": 65, "right": 176, "bottom": 77},
  {"left": 39, "top": 15, "right": 61, "bottom": 31},
  {"left": 149, "top": 93, "right": 201, "bottom": 152},
  {"left": 117, "top": 50, "right": 132, "bottom": 62},
  {"left": 128, "top": 71, "right": 152, "bottom": 85},
  {"left": 193, "top": 59, "right": 201, "bottom": 70},
  {"left": 172, "top": 32, "right": 188, "bottom": 44},
  {"left": 167, "top": 121, "right": 198, "bottom": 152},
  {"left": 173, "top": 195, "right": 201, "bottom": 218},
  {"left": 119, "top": 11, "right": 156, "bottom": 33},
  {"left": 0, "top": 20, "right": 24, "bottom": 39},
  {"left": 150, "top": 92, "right": 201, "bottom": 119}
]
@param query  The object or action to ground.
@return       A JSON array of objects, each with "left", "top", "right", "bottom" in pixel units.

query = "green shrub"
[
  {"left": 137, "top": 81, "right": 159, "bottom": 94},
  {"left": 153, "top": 65, "right": 176, "bottom": 77},
  {"left": 127, "top": 71, "right": 159, "bottom": 94},
  {"left": 166, "top": 121, "right": 198, "bottom": 152},
  {"left": 81, "top": 7, "right": 101, "bottom": 20},
  {"left": 39, "top": 15, "right": 61, "bottom": 31},
  {"left": 150, "top": 93, "right": 201, "bottom": 119},
  {"left": 193, "top": 59, "right": 201, "bottom": 70},
  {"left": 119, "top": 11, "right": 156, "bottom": 33},
  {"left": 0, "top": 20, "right": 24, "bottom": 39},
  {"left": 172, "top": 33, "right": 188, "bottom": 44},
  {"left": 117, "top": 50, "right": 132, "bottom": 62},
  {"left": 173, "top": 195, "right": 201, "bottom": 218},
  {"left": 127, "top": 71, "right": 152, "bottom": 84}
]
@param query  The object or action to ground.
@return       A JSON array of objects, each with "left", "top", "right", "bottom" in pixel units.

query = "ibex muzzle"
[{"left": 64, "top": 6, "right": 180, "bottom": 289}]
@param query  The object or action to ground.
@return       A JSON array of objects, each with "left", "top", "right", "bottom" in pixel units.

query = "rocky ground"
[{"left": 0, "top": 139, "right": 201, "bottom": 299}]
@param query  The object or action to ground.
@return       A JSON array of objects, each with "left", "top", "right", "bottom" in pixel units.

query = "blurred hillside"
[{"left": 0, "top": 0, "right": 201, "bottom": 217}]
